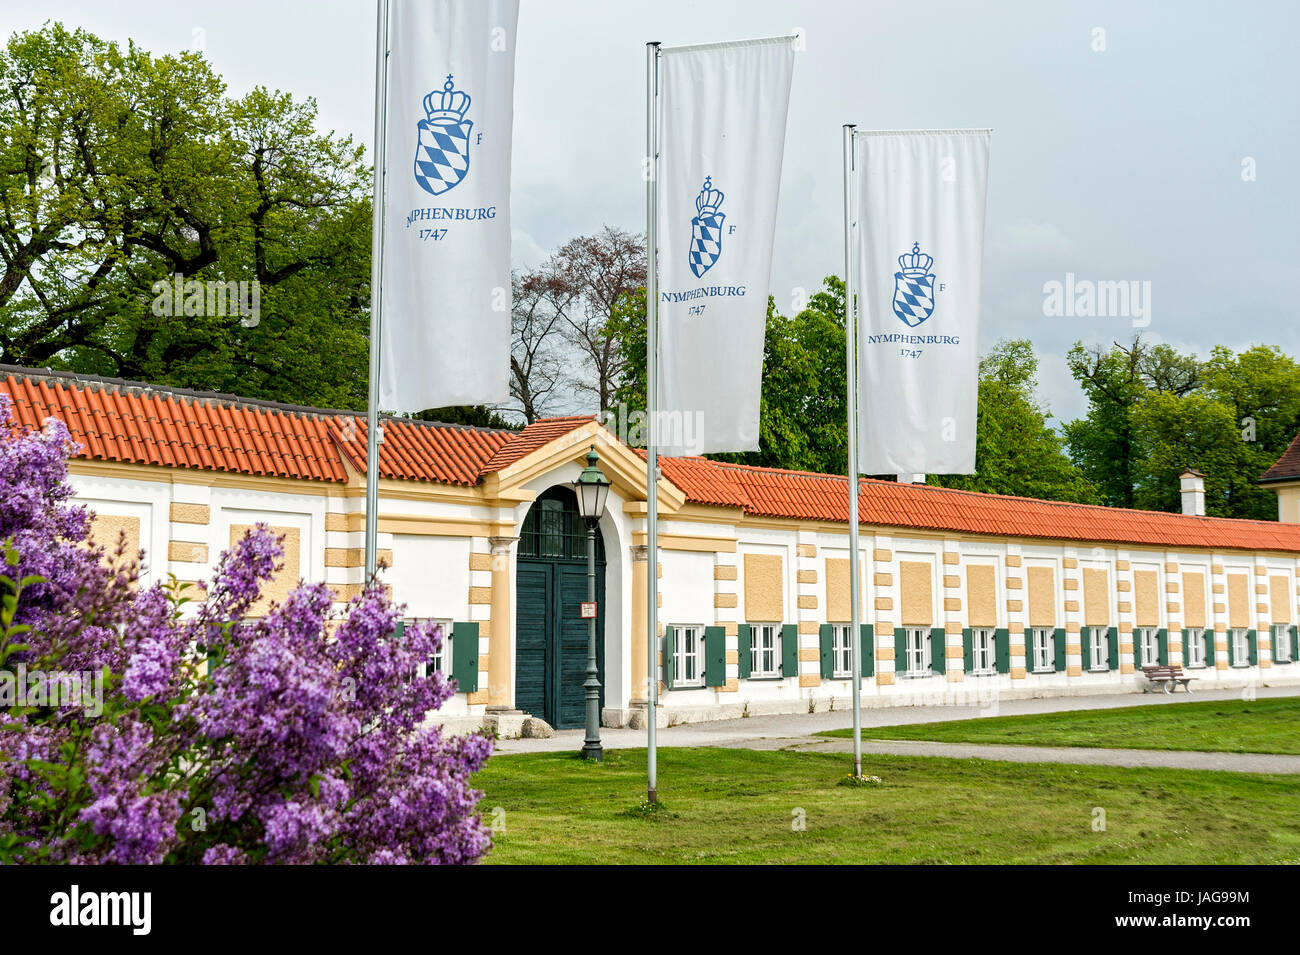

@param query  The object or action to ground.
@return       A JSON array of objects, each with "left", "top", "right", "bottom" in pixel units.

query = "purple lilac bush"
[{"left": 0, "top": 395, "right": 493, "bottom": 863}]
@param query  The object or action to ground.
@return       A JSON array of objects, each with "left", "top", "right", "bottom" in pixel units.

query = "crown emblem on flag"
[
  {"left": 423, "top": 74, "right": 471, "bottom": 125},
  {"left": 695, "top": 177, "right": 725, "bottom": 217},
  {"left": 892, "top": 242, "right": 937, "bottom": 327},
  {"left": 688, "top": 176, "right": 728, "bottom": 278},
  {"left": 898, "top": 242, "right": 934, "bottom": 277},
  {"left": 413, "top": 73, "right": 474, "bottom": 197}
]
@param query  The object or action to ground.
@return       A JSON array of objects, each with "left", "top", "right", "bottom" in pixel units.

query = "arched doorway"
[{"left": 515, "top": 486, "right": 606, "bottom": 729}]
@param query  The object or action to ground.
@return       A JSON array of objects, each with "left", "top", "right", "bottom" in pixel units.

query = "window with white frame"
[
  {"left": 1137, "top": 627, "right": 1159, "bottom": 668},
  {"left": 749, "top": 623, "right": 781, "bottom": 678},
  {"left": 1087, "top": 627, "right": 1109, "bottom": 671},
  {"left": 674, "top": 625, "right": 705, "bottom": 686},
  {"left": 410, "top": 620, "right": 453, "bottom": 678},
  {"left": 1185, "top": 627, "right": 1207, "bottom": 668},
  {"left": 1031, "top": 628, "right": 1054, "bottom": 673},
  {"left": 831, "top": 624, "right": 853, "bottom": 678},
  {"left": 431, "top": 620, "right": 453, "bottom": 675},
  {"left": 1230, "top": 628, "right": 1250, "bottom": 667},
  {"left": 904, "top": 627, "right": 931, "bottom": 676},
  {"left": 971, "top": 628, "right": 996, "bottom": 676},
  {"left": 1273, "top": 624, "right": 1293, "bottom": 663}
]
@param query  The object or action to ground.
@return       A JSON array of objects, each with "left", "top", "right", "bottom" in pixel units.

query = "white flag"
[
  {"left": 656, "top": 37, "right": 795, "bottom": 455},
  {"left": 854, "top": 129, "right": 990, "bottom": 474},
  {"left": 379, "top": 0, "right": 519, "bottom": 413}
]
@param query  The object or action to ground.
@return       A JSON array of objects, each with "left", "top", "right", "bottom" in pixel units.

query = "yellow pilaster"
[
  {"left": 630, "top": 545, "right": 649, "bottom": 703},
  {"left": 487, "top": 536, "right": 515, "bottom": 708}
]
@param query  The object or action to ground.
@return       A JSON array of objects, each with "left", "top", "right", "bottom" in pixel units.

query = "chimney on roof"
[{"left": 1180, "top": 468, "right": 1206, "bottom": 516}]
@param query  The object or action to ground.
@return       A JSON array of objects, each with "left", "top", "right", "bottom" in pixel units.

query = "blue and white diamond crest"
[
  {"left": 413, "top": 74, "right": 473, "bottom": 196},
  {"left": 892, "top": 242, "right": 936, "bottom": 327},
  {"left": 689, "top": 177, "right": 726, "bottom": 278}
]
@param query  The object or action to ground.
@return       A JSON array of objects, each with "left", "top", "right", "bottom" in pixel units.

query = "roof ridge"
[
  {"left": 709, "top": 457, "right": 1272, "bottom": 526},
  {"left": 1260, "top": 427, "right": 1300, "bottom": 483},
  {"left": 6, "top": 364, "right": 1298, "bottom": 550},
  {"left": 0, "top": 364, "right": 354, "bottom": 421},
  {"left": 332, "top": 412, "right": 515, "bottom": 437},
  {"left": 0, "top": 363, "right": 514, "bottom": 435}
]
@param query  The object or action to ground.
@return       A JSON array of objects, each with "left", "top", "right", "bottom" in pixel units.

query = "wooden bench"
[{"left": 1141, "top": 665, "right": 1194, "bottom": 694}]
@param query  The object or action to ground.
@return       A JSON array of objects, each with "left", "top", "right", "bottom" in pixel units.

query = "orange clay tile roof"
[
  {"left": 708, "top": 461, "right": 1300, "bottom": 552},
  {"left": 1260, "top": 431, "right": 1300, "bottom": 483},
  {"left": 479, "top": 416, "right": 596, "bottom": 474},
  {"left": 4, "top": 366, "right": 1300, "bottom": 553},
  {"left": 643, "top": 454, "right": 754, "bottom": 510},
  {"left": 330, "top": 417, "right": 513, "bottom": 486},
  {"left": 2, "top": 369, "right": 349, "bottom": 482}
]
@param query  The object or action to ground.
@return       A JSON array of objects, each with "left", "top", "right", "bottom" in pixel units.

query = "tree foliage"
[
  {"left": 932, "top": 339, "right": 1099, "bottom": 503},
  {"left": 1064, "top": 337, "right": 1300, "bottom": 519},
  {"left": 1129, "top": 345, "right": 1300, "bottom": 519},
  {"left": 1062, "top": 336, "right": 1200, "bottom": 509},
  {"left": 0, "top": 23, "right": 371, "bottom": 409},
  {"left": 546, "top": 226, "right": 646, "bottom": 415}
]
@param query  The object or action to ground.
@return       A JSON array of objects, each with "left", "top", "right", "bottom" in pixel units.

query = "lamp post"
[{"left": 573, "top": 445, "right": 611, "bottom": 761}]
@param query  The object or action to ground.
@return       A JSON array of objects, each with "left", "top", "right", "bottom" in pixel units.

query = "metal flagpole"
[
  {"left": 843, "top": 124, "right": 864, "bottom": 778},
  {"left": 365, "top": 0, "right": 391, "bottom": 581},
  {"left": 644, "top": 40, "right": 661, "bottom": 804}
]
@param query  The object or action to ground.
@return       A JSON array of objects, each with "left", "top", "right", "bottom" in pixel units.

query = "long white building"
[{"left": 5, "top": 365, "right": 1299, "bottom": 733}]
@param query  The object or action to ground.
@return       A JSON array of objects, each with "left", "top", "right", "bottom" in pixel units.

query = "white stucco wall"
[{"left": 63, "top": 461, "right": 1300, "bottom": 732}]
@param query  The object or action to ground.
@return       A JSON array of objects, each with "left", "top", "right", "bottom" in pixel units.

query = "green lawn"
[
  {"left": 818, "top": 697, "right": 1300, "bottom": 754},
  {"left": 474, "top": 747, "right": 1300, "bottom": 864}
]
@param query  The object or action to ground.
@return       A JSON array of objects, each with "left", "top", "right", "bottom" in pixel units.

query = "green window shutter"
[
  {"left": 451, "top": 621, "right": 479, "bottom": 693},
  {"left": 1290, "top": 625, "right": 1298, "bottom": 663},
  {"left": 819, "top": 624, "right": 835, "bottom": 679},
  {"left": 962, "top": 628, "right": 974, "bottom": 673},
  {"left": 394, "top": 619, "right": 406, "bottom": 641},
  {"left": 994, "top": 628, "right": 1010, "bottom": 673},
  {"left": 703, "top": 626, "right": 726, "bottom": 687},
  {"left": 1227, "top": 629, "right": 1236, "bottom": 667},
  {"left": 1157, "top": 628, "right": 1169, "bottom": 666},
  {"left": 781, "top": 623, "right": 799, "bottom": 678},
  {"left": 1081, "top": 629, "right": 1093, "bottom": 670},
  {"left": 1247, "top": 629, "right": 1258, "bottom": 666},
  {"left": 1053, "top": 628, "right": 1067, "bottom": 672},
  {"left": 1107, "top": 627, "right": 1119, "bottom": 671},
  {"left": 860, "top": 624, "right": 875, "bottom": 677},
  {"left": 895, "top": 629, "right": 908, "bottom": 673},
  {"left": 737, "top": 624, "right": 751, "bottom": 679},
  {"left": 1205, "top": 630, "right": 1215, "bottom": 668},
  {"left": 664, "top": 626, "right": 675, "bottom": 690},
  {"left": 930, "top": 627, "right": 946, "bottom": 675}
]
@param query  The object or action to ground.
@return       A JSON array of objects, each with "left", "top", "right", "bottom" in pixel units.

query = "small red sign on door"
[{"left": 580, "top": 601, "right": 597, "bottom": 619}]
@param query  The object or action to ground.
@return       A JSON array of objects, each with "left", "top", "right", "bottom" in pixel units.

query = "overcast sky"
[{"left": 5, "top": 0, "right": 1297, "bottom": 424}]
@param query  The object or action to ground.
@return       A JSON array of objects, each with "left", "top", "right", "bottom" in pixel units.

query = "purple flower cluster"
[{"left": 0, "top": 396, "right": 493, "bottom": 864}]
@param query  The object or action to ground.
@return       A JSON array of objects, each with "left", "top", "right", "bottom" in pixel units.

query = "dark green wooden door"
[
  {"left": 515, "top": 488, "right": 606, "bottom": 729},
  {"left": 514, "top": 564, "right": 551, "bottom": 721}
]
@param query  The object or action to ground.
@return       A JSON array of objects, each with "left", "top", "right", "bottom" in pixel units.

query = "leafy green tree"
[
  {"left": 709, "top": 279, "right": 849, "bottom": 475},
  {"left": 0, "top": 23, "right": 371, "bottom": 409},
  {"left": 1131, "top": 345, "right": 1300, "bottom": 519},
  {"left": 607, "top": 287, "right": 647, "bottom": 414},
  {"left": 932, "top": 339, "right": 1099, "bottom": 504},
  {"left": 1129, "top": 391, "right": 1240, "bottom": 514},
  {"left": 1063, "top": 336, "right": 1200, "bottom": 508}
]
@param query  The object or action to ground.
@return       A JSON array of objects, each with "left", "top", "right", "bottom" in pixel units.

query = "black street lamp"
[{"left": 573, "top": 445, "right": 611, "bottom": 761}]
